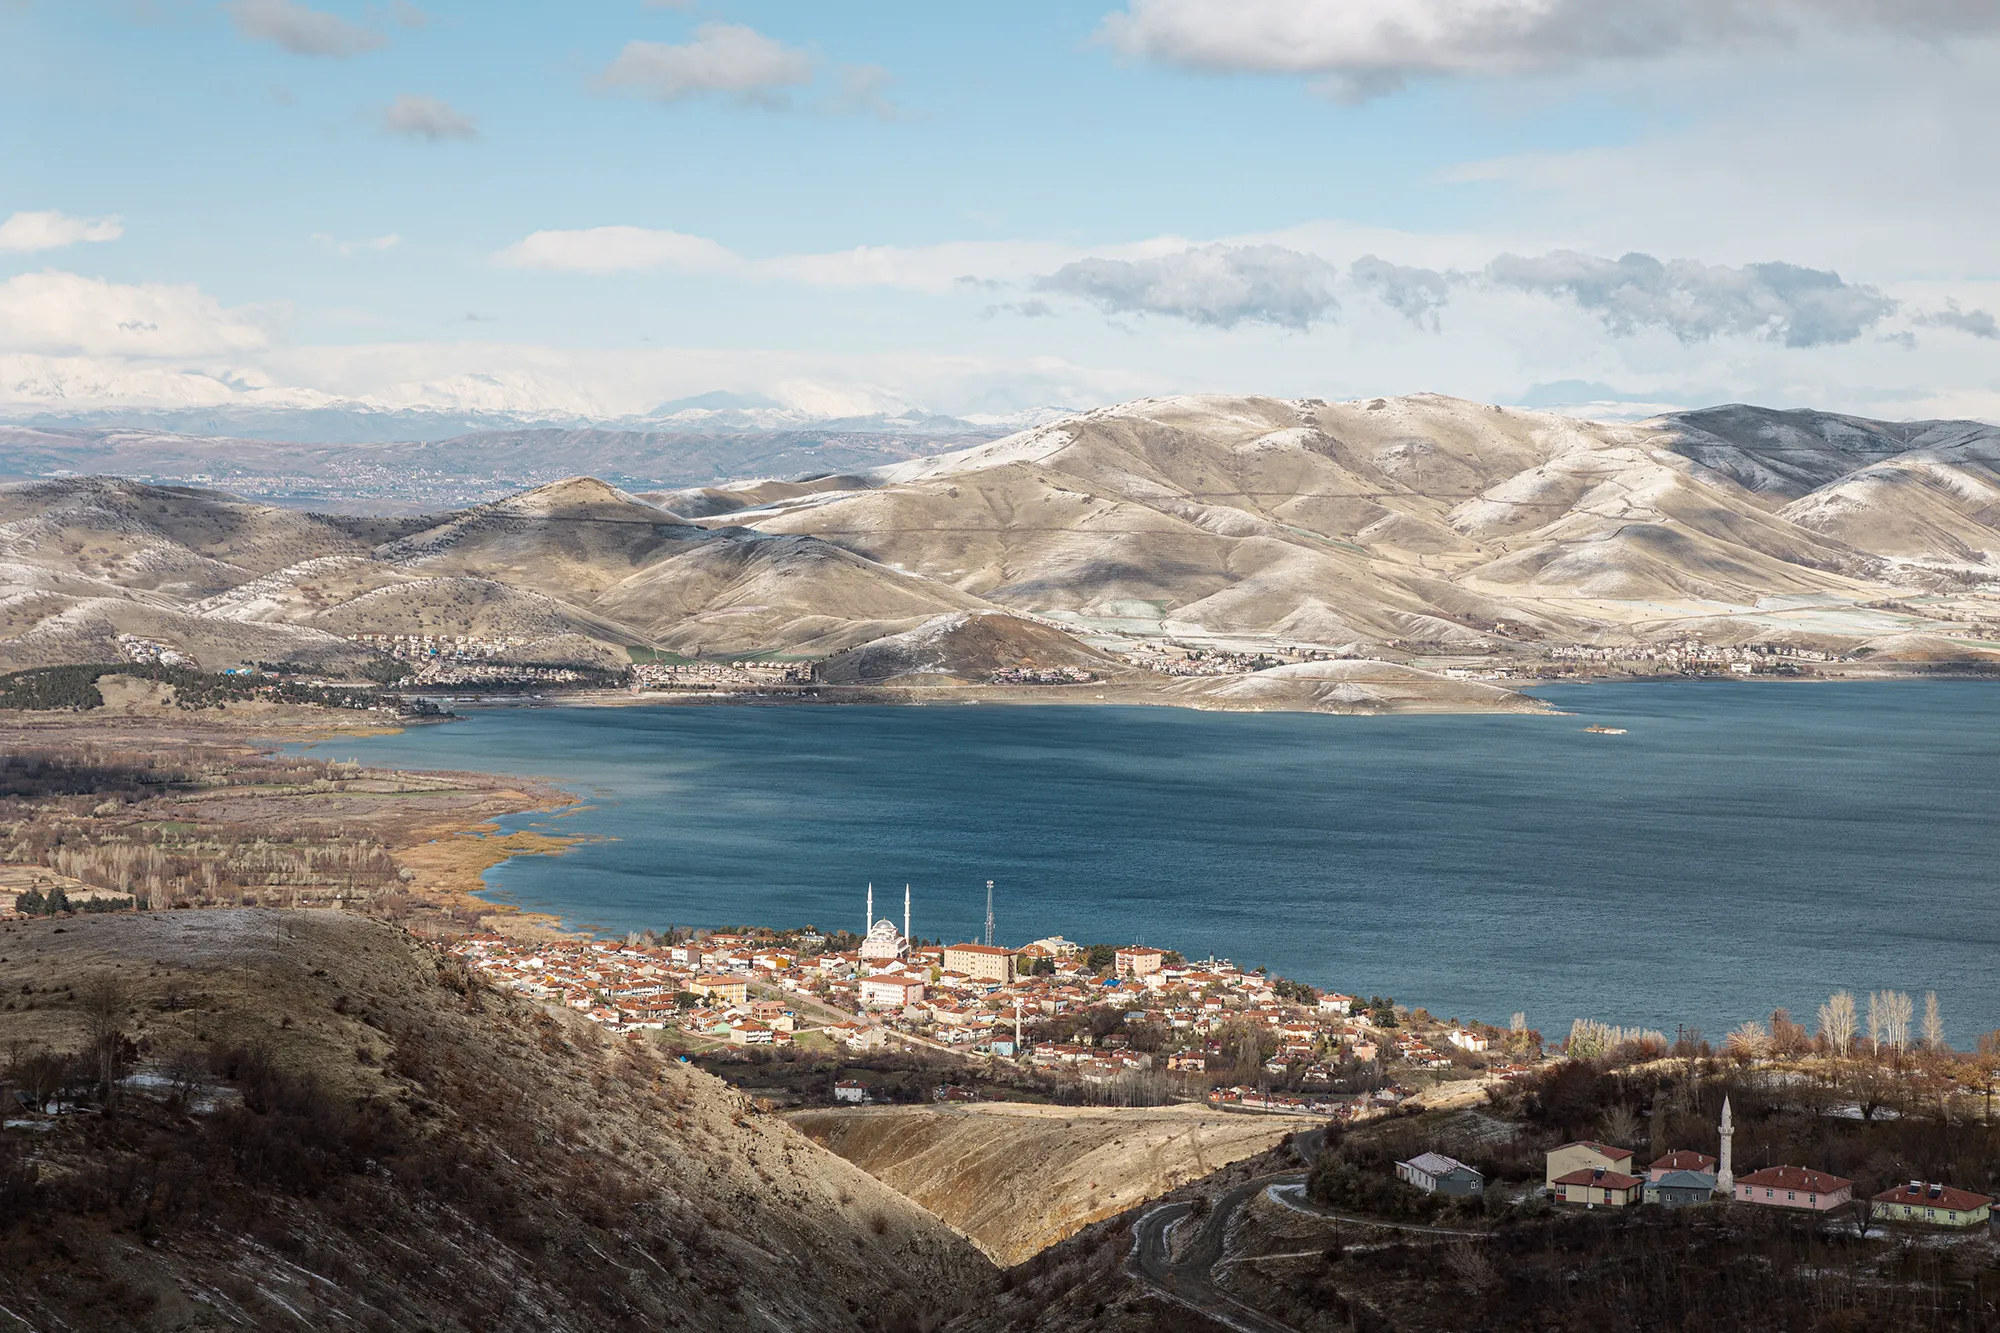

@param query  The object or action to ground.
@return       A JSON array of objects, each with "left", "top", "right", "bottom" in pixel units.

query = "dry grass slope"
[
  {"left": 0, "top": 909, "right": 996, "bottom": 1331},
  {"left": 792, "top": 1102, "right": 1305, "bottom": 1266}
]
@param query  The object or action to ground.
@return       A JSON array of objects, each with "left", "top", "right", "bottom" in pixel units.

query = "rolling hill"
[
  {"left": 2, "top": 395, "right": 1996, "bottom": 692},
  {"left": 674, "top": 395, "right": 2000, "bottom": 658}
]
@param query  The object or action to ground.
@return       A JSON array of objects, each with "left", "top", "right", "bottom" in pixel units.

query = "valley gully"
[{"left": 448, "top": 916, "right": 1538, "bottom": 1119}]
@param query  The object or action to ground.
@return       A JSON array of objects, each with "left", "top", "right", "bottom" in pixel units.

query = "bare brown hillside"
[
  {"left": 701, "top": 396, "right": 2000, "bottom": 657},
  {"left": 6, "top": 396, "right": 1999, "bottom": 685},
  {"left": 791, "top": 1102, "right": 1308, "bottom": 1265},
  {"left": 0, "top": 910, "right": 996, "bottom": 1331}
]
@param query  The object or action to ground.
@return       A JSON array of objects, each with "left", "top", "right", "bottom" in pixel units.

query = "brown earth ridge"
[{"left": 5, "top": 394, "right": 1998, "bottom": 718}]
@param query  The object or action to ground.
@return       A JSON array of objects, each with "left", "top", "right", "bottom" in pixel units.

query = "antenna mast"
[{"left": 984, "top": 880, "right": 995, "bottom": 948}]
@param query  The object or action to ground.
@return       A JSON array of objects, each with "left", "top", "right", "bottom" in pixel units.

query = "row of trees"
[
  {"left": 1725, "top": 989, "right": 1952, "bottom": 1060},
  {"left": 12, "top": 884, "right": 133, "bottom": 916},
  {"left": 0, "top": 663, "right": 390, "bottom": 712},
  {"left": 1573, "top": 990, "right": 1983, "bottom": 1067}
]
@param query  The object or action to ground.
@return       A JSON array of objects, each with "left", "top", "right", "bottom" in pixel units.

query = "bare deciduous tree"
[
  {"left": 1921, "top": 991, "right": 1945, "bottom": 1052},
  {"left": 77, "top": 975, "right": 129, "bottom": 1110},
  {"left": 1867, "top": 991, "right": 1885, "bottom": 1053},
  {"left": 1817, "top": 991, "right": 1856, "bottom": 1058},
  {"left": 1600, "top": 1104, "right": 1641, "bottom": 1147},
  {"left": 1770, "top": 1008, "right": 1810, "bottom": 1056},
  {"left": 1883, "top": 991, "right": 1914, "bottom": 1052},
  {"left": 1724, "top": 1020, "right": 1769, "bottom": 1061}
]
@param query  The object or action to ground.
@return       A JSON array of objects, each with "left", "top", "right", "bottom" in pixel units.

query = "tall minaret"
[
  {"left": 903, "top": 884, "right": 910, "bottom": 943},
  {"left": 865, "top": 883, "right": 873, "bottom": 935},
  {"left": 1717, "top": 1097, "right": 1735, "bottom": 1197}
]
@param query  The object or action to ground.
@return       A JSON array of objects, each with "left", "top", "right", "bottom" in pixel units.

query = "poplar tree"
[
  {"left": 1818, "top": 991, "right": 1856, "bottom": 1058},
  {"left": 1921, "top": 992, "right": 1946, "bottom": 1052}
]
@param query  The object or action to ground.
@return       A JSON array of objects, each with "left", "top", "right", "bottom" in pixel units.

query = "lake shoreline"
[
  {"left": 404, "top": 663, "right": 2000, "bottom": 721},
  {"left": 324, "top": 682, "right": 2000, "bottom": 1046}
]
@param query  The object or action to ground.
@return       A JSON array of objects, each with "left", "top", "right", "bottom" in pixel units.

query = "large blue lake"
[{"left": 318, "top": 682, "right": 2000, "bottom": 1045}]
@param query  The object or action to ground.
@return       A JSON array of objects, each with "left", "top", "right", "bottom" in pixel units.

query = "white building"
[
  {"left": 859, "top": 975, "right": 926, "bottom": 1008},
  {"left": 859, "top": 882, "right": 912, "bottom": 961}
]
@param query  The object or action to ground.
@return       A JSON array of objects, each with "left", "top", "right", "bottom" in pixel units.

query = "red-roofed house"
[
  {"left": 1115, "top": 947, "right": 1166, "bottom": 979},
  {"left": 1647, "top": 1150, "right": 1719, "bottom": 1182},
  {"left": 1734, "top": 1166, "right": 1853, "bottom": 1211},
  {"left": 1546, "top": 1141, "right": 1636, "bottom": 1191},
  {"left": 1553, "top": 1167, "right": 1643, "bottom": 1208},
  {"left": 1870, "top": 1181, "right": 1993, "bottom": 1228},
  {"left": 691, "top": 975, "right": 747, "bottom": 1006},
  {"left": 859, "top": 975, "right": 927, "bottom": 1008}
]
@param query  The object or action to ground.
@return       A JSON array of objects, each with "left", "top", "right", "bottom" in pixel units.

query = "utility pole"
[{"left": 984, "top": 880, "right": 994, "bottom": 948}]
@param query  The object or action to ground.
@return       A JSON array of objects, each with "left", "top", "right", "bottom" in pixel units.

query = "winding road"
[
  {"left": 1127, "top": 1129, "right": 1322, "bottom": 1333},
  {"left": 1127, "top": 1127, "right": 1490, "bottom": 1331}
]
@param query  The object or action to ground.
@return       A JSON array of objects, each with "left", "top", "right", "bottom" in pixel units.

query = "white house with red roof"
[
  {"left": 1646, "top": 1149, "right": 1718, "bottom": 1182},
  {"left": 858, "top": 975, "right": 926, "bottom": 1009}
]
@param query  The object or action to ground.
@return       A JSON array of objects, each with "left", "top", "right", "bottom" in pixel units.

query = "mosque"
[{"left": 859, "top": 883, "right": 911, "bottom": 962}]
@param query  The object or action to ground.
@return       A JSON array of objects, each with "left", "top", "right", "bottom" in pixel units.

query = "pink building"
[{"left": 1734, "top": 1166, "right": 1853, "bottom": 1211}]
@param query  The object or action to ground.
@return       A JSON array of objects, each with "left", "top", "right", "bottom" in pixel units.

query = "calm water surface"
[{"left": 318, "top": 682, "right": 2000, "bottom": 1043}]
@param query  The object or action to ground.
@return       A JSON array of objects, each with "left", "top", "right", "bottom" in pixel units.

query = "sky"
[{"left": 2, "top": 0, "right": 1998, "bottom": 423}]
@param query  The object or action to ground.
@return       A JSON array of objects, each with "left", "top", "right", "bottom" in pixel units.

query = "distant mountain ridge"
[
  {"left": 0, "top": 401, "right": 1079, "bottom": 446},
  {"left": 0, "top": 404, "right": 1085, "bottom": 514}
]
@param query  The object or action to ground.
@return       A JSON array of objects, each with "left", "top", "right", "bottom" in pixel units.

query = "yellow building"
[
  {"left": 943, "top": 943, "right": 1015, "bottom": 983},
  {"left": 1871, "top": 1182, "right": 1993, "bottom": 1227},
  {"left": 1545, "top": 1141, "right": 1636, "bottom": 1191},
  {"left": 691, "top": 974, "right": 748, "bottom": 1006}
]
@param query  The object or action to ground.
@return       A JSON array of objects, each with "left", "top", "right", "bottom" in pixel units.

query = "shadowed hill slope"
[{"left": 0, "top": 909, "right": 996, "bottom": 1331}]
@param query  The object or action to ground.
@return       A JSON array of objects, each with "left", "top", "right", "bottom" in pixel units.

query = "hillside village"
[{"left": 447, "top": 908, "right": 1538, "bottom": 1118}]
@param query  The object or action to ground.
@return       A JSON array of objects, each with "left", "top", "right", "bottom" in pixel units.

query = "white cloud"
[
  {"left": 0, "top": 211, "right": 124, "bottom": 253},
  {"left": 225, "top": 0, "right": 386, "bottom": 57},
  {"left": 1036, "top": 244, "right": 1340, "bottom": 329},
  {"left": 0, "top": 272, "right": 273, "bottom": 358},
  {"left": 382, "top": 94, "right": 476, "bottom": 141},
  {"left": 1446, "top": 42, "right": 2000, "bottom": 279},
  {"left": 494, "top": 226, "right": 742, "bottom": 276},
  {"left": 492, "top": 227, "right": 1101, "bottom": 292},
  {"left": 1350, "top": 254, "right": 1454, "bottom": 328},
  {"left": 599, "top": 23, "right": 815, "bottom": 107},
  {"left": 1914, "top": 301, "right": 1999, "bottom": 340},
  {"left": 1100, "top": 0, "right": 2000, "bottom": 96},
  {"left": 1487, "top": 251, "right": 1895, "bottom": 346},
  {"left": 761, "top": 240, "right": 1089, "bottom": 292}
]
